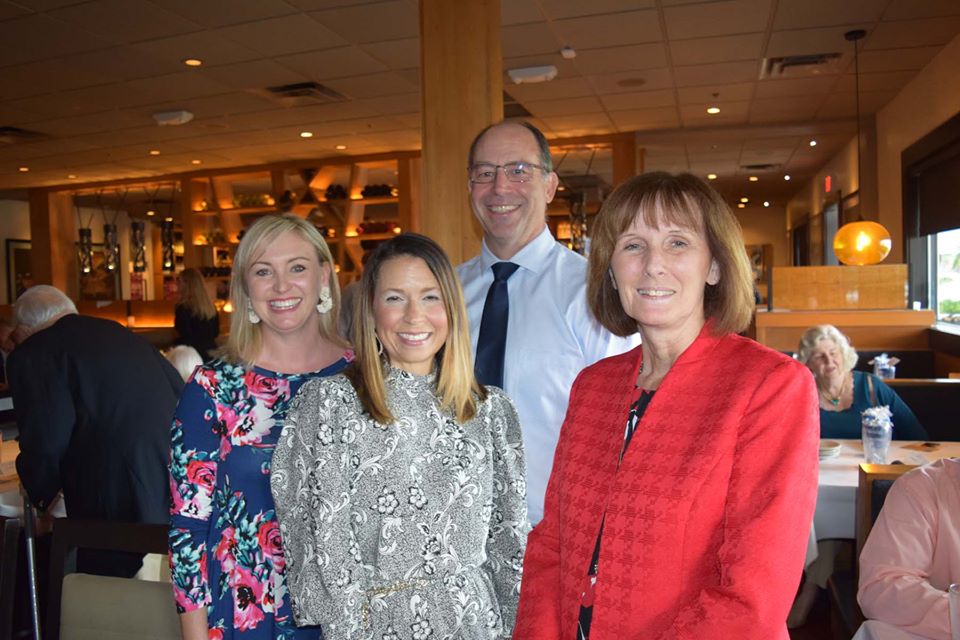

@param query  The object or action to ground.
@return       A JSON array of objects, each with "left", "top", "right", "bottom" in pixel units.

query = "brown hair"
[
  {"left": 224, "top": 214, "right": 345, "bottom": 366},
  {"left": 346, "top": 232, "right": 484, "bottom": 424},
  {"left": 588, "top": 171, "right": 754, "bottom": 336},
  {"left": 178, "top": 268, "right": 217, "bottom": 320}
]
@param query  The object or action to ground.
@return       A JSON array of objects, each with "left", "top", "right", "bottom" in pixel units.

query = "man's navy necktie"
[{"left": 474, "top": 261, "right": 519, "bottom": 388}]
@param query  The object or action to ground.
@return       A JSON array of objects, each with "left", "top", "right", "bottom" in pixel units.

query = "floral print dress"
[
  {"left": 270, "top": 367, "right": 529, "bottom": 640},
  {"left": 169, "top": 356, "right": 350, "bottom": 640}
]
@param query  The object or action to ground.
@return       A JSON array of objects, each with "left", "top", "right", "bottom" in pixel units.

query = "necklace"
[{"left": 820, "top": 374, "right": 847, "bottom": 407}]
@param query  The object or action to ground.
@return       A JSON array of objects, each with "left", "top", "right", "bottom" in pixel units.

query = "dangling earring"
[
  {"left": 375, "top": 335, "right": 384, "bottom": 356},
  {"left": 247, "top": 301, "right": 261, "bottom": 324},
  {"left": 316, "top": 285, "right": 332, "bottom": 314}
]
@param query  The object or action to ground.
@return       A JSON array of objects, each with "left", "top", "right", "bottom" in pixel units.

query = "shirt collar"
[{"left": 479, "top": 226, "right": 556, "bottom": 276}]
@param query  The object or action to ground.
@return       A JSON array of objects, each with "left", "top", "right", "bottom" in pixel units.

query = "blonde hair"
[
  {"left": 346, "top": 233, "right": 484, "bottom": 424},
  {"left": 224, "top": 214, "right": 345, "bottom": 366},
  {"left": 796, "top": 324, "right": 859, "bottom": 373},
  {"left": 177, "top": 268, "right": 217, "bottom": 320},
  {"left": 588, "top": 172, "right": 755, "bottom": 336}
]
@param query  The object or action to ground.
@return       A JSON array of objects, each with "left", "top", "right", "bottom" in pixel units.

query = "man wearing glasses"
[{"left": 458, "top": 121, "right": 637, "bottom": 526}]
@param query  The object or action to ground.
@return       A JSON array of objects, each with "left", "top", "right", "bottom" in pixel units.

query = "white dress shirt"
[{"left": 458, "top": 227, "right": 639, "bottom": 524}]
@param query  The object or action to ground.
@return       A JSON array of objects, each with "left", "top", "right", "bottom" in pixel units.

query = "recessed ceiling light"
[
  {"left": 557, "top": 185, "right": 566, "bottom": 191},
  {"left": 164, "top": 217, "right": 174, "bottom": 222},
  {"left": 706, "top": 106, "right": 720, "bottom": 115},
  {"left": 737, "top": 203, "right": 746, "bottom": 209},
  {"left": 763, "top": 201, "right": 771, "bottom": 207},
  {"left": 740, "top": 197, "right": 749, "bottom": 203},
  {"left": 748, "top": 176, "right": 758, "bottom": 182},
  {"left": 146, "top": 210, "right": 156, "bottom": 216},
  {"left": 149, "top": 149, "right": 160, "bottom": 156},
  {"left": 68, "top": 174, "right": 77, "bottom": 179},
  {"left": 707, "top": 173, "right": 717, "bottom": 180},
  {"left": 809, "top": 139, "right": 817, "bottom": 147},
  {"left": 191, "top": 159, "right": 201, "bottom": 165},
  {"left": 335, "top": 144, "right": 347, "bottom": 150},
  {"left": 784, "top": 175, "right": 791, "bottom": 181},
  {"left": 18, "top": 166, "right": 29, "bottom": 172},
  {"left": 300, "top": 131, "right": 313, "bottom": 138},
  {"left": 183, "top": 58, "right": 203, "bottom": 67}
]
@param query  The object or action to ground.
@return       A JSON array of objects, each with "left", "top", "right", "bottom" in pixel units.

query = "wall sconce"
[
  {"left": 161, "top": 219, "right": 175, "bottom": 272},
  {"left": 103, "top": 223, "right": 119, "bottom": 271},
  {"left": 77, "top": 227, "right": 93, "bottom": 274}
]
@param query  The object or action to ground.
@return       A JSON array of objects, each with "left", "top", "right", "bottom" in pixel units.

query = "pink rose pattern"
[{"left": 169, "top": 357, "right": 350, "bottom": 639}]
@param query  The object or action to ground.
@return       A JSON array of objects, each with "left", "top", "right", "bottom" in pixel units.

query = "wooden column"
[
  {"left": 28, "top": 189, "right": 77, "bottom": 299},
  {"left": 419, "top": 0, "right": 502, "bottom": 264},
  {"left": 397, "top": 156, "right": 421, "bottom": 233},
  {"left": 611, "top": 132, "right": 642, "bottom": 187}
]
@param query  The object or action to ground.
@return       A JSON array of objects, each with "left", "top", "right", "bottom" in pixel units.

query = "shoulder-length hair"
[
  {"left": 587, "top": 171, "right": 755, "bottom": 337},
  {"left": 178, "top": 267, "right": 217, "bottom": 320},
  {"left": 346, "top": 232, "right": 485, "bottom": 424},
  {"left": 796, "top": 324, "right": 859, "bottom": 373},
  {"left": 223, "top": 214, "right": 346, "bottom": 366}
]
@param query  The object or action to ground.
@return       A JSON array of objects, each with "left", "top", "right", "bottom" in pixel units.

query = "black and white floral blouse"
[{"left": 270, "top": 366, "right": 529, "bottom": 640}]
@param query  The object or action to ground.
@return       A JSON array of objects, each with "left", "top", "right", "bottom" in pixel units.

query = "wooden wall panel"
[{"left": 772, "top": 264, "right": 908, "bottom": 310}]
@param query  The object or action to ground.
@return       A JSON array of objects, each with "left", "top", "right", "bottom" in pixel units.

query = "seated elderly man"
[
  {"left": 8, "top": 285, "right": 183, "bottom": 576},
  {"left": 858, "top": 458, "right": 959, "bottom": 640}
]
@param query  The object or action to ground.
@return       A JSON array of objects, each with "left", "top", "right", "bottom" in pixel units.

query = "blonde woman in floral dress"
[
  {"left": 271, "top": 233, "right": 528, "bottom": 640},
  {"left": 169, "top": 215, "right": 352, "bottom": 640}
]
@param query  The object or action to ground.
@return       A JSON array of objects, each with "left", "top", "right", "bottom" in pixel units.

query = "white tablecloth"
[
  {"left": 852, "top": 620, "right": 933, "bottom": 640},
  {"left": 815, "top": 440, "right": 960, "bottom": 542}
]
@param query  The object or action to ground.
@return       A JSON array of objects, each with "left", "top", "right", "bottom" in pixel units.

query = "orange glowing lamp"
[{"left": 833, "top": 220, "right": 892, "bottom": 265}]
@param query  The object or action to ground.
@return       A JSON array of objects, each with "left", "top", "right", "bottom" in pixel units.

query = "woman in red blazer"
[{"left": 513, "top": 172, "right": 819, "bottom": 640}]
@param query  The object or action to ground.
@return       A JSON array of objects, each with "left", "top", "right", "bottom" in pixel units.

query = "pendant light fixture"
[
  {"left": 833, "top": 29, "right": 892, "bottom": 266},
  {"left": 75, "top": 195, "right": 94, "bottom": 274}
]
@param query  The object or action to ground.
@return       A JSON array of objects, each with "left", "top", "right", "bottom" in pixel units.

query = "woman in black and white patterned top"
[{"left": 271, "top": 233, "right": 529, "bottom": 640}]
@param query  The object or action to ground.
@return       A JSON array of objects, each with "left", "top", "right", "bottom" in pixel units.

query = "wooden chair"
[
  {"left": 829, "top": 463, "right": 918, "bottom": 639},
  {"left": 45, "top": 519, "right": 175, "bottom": 640}
]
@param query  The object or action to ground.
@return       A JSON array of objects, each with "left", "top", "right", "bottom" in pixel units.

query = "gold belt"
[{"left": 360, "top": 577, "right": 432, "bottom": 627}]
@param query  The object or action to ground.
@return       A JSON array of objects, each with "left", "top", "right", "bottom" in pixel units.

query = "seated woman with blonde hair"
[{"left": 796, "top": 324, "right": 926, "bottom": 440}]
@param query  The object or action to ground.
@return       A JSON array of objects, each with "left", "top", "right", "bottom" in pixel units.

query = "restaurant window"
[{"left": 935, "top": 227, "right": 960, "bottom": 325}]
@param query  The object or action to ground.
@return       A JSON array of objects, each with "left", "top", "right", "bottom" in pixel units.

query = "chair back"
[
  {"left": 856, "top": 463, "right": 917, "bottom": 560},
  {"left": 45, "top": 519, "right": 174, "bottom": 640},
  {"left": 0, "top": 516, "right": 20, "bottom": 640}
]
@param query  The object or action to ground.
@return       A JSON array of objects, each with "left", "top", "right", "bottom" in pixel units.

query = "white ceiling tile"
[
  {"left": 674, "top": 60, "right": 758, "bottom": 86},
  {"left": 524, "top": 96, "right": 606, "bottom": 117},
  {"left": 571, "top": 43, "right": 669, "bottom": 74},
  {"left": 285, "top": 0, "right": 380, "bottom": 9},
  {"left": 276, "top": 46, "right": 388, "bottom": 81},
  {"left": 57, "top": 46, "right": 182, "bottom": 82},
  {"left": 866, "top": 16, "right": 960, "bottom": 49},
  {"left": 540, "top": 0, "right": 655, "bottom": 20},
  {"left": 553, "top": 10, "right": 662, "bottom": 49},
  {"left": 676, "top": 82, "right": 755, "bottom": 104},
  {"left": 0, "top": 2, "right": 32, "bottom": 19},
  {"left": 858, "top": 46, "right": 941, "bottom": 72},
  {"left": 680, "top": 100, "right": 750, "bottom": 121},
  {"left": 664, "top": 0, "right": 772, "bottom": 40},
  {"left": 834, "top": 69, "right": 916, "bottom": 92},
  {"left": 501, "top": 22, "right": 561, "bottom": 57},
  {"left": 392, "top": 112, "right": 420, "bottom": 129},
  {"left": 609, "top": 106, "right": 681, "bottom": 132},
  {"left": 149, "top": 0, "right": 298, "bottom": 28},
  {"left": 361, "top": 38, "right": 421, "bottom": 70},
  {"left": 131, "top": 32, "right": 262, "bottom": 67},
  {"left": 215, "top": 14, "right": 349, "bottom": 57},
  {"left": 203, "top": 59, "right": 310, "bottom": 91},
  {"left": 48, "top": 0, "right": 199, "bottom": 44},
  {"left": 749, "top": 96, "right": 823, "bottom": 123},
  {"left": 772, "top": 0, "right": 885, "bottom": 30},
  {"left": 670, "top": 33, "right": 764, "bottom": 66},
  {"left": 323, "top": 71, "right": 417, "bottom": 99},
  {"left": 754, "top": 76, "right": 838, "bottom": 99},
  {"left": 600, "top": 89, "right": 676, "bottom": 111},
  {"left": 308, "top": 0, "right": 419, "bottom": 44},
  {"left": 587, "top": 68, "right": 674, "bottom": 94},
  {"left": 355, "top": 93, "right": 420, "bottom": 116},
  {"left": 0, "top": 14, "right": 114, "bottom": 66},
  {"left": 123, "top": 70, "right": 235, "bottom": 105},
  {"left": 505, "top": 77, "right": 595, "bottom": 101},
  {"left": 815, "top": 89, "right": 897, "bottom": 118},
  {"left": 882, "top": 0, "right": 960, "bottom": 20},
  {"left": 539, "top": 112, "right": 617, "bottom": 136},
  {"left": 500, "top": 0, "right": 542, "bottom": 26},
  {"left": 766, "top": 26, "right": 867, "bottom": 58}
]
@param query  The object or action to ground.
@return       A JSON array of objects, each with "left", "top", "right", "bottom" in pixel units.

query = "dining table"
[{"left": 814, "top": 439, "right": 960, "bottom": 545}]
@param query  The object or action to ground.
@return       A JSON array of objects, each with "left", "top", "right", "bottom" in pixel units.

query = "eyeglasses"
[{"left": 468, "top": 161, "right": 548, "bottom": 184}]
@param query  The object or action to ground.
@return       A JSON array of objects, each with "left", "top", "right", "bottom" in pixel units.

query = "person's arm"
[
  {"left": 9, "top": 347, "right": 75, "bottom": 510},
  {"left": 270, "top": 379, "right": 362, "bottom": 630},
  {"left": 512, "top": 374, "right": 584, "bottom": 639},
  {"left": 653, "top": 359, "right": 820, "bottom": 640},
  {"left": 858, "top": 470, "right": 951, "bottom": 640},
  {"left": 168, "top": 376, "right": 219, "bottom": 632},
  {"left": 483, "top": 391, "right": 529, "bottom": 637},
  {"left": 874, "top": 377, "right": 928, "bottom": 440}
]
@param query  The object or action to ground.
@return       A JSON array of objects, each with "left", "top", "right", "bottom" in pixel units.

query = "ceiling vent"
[
  {"left": 759, "top": 53, "right": 842, "bottom": 79},
  {"left": 0, "top": 126, "right": 49, "bottom": 145},
  {"left": 741, "top": 163, "right": 783, "bottom": 172},
  {"left": 259, "top": 82, "right": 348, "bottom": 106},
  {"left": 503, "top": 91, "right": 532, "bottom": 118}
]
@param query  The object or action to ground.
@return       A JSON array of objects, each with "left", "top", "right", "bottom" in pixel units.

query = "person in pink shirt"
[{"left": 858, "top": 458, "right": 960, "bottom": 640}]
